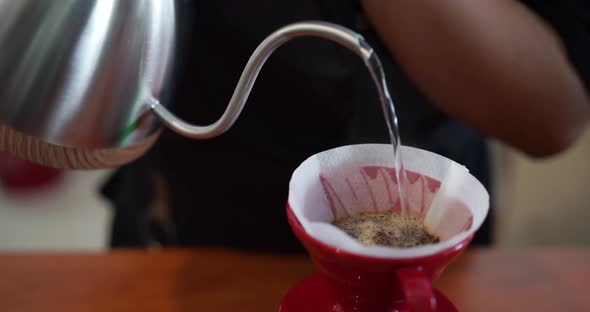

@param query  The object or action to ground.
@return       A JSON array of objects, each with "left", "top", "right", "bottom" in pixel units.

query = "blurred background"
[{"left": 0, "top": 129, "right": 589, "bottom": 251}]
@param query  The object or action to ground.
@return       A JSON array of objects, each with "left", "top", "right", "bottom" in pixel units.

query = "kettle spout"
[{"left": 150, "top": 21, "right": 375, "bottom": 139}]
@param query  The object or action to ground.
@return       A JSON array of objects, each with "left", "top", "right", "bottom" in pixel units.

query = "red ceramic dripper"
[{"left": 284, "top": 144, "right": 490, "bottom": 311}]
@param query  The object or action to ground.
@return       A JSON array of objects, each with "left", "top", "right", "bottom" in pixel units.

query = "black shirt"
[{"left": 103, "top": 0, "right": 590, "bottom": 251}]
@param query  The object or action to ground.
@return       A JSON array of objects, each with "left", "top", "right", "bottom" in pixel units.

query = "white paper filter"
[{"left": 288, "top": 144, "right": 489, "bottom": 259}]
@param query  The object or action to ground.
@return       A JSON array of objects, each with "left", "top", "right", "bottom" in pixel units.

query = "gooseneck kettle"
[{"left": 0, "top": 0, "right": 383, "bottom": 169}]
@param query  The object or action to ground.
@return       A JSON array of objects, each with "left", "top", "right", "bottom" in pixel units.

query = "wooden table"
[{"left": 0, "top": 248, "right": 588, "bottom": 311}]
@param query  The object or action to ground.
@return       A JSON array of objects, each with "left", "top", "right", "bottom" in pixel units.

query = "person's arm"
[{"left": 362, "top": 0, "right": 590, "bottom": 157}]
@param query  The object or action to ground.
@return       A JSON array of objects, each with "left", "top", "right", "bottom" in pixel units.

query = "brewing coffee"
[{"left": 333, "top": 212, "right": 439, "bottom": 248}]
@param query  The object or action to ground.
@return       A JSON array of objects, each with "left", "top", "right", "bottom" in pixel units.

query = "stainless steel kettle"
[{"left": 0, "top": 0, "right": 378, "bottom": 169}]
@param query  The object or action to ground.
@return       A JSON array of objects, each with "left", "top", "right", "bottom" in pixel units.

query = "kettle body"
[{"left": 0, "top": 0, "right": 175, "bottom": 150}]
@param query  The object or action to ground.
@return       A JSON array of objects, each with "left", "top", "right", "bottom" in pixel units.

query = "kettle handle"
[{"left": 149, "top": 21, "right": 375, "bottom": 139}]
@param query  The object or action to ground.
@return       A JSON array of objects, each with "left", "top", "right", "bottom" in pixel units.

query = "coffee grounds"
[{"left": 333, "top": 212, "right": 439, "bottom": 248}]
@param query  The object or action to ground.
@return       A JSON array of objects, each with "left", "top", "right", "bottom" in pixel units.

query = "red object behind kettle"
[{"left": 0, "top": 152, "right": 63, "bottom": 191}]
